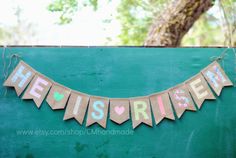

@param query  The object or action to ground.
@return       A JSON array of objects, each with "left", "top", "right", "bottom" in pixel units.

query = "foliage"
[
  {"left": 117, "top": 0, "right": 172, "bottom": 45},
  {"left": 48, "top": 0, "right": 78, "bottom": 24},
  {"left": 0, "top": 7, "right": 36, "bottom": 45},
  {"left": 181, "top": 14, "right": 224, "bottom": 46},
  {"left": 47, "top": 0, "right": 105, "bottom": 24},
  {"left": 47, "top": 0, "right": 236, "bottom": 46},
  {"left": 182, "top": 0, "right": 236, "bottom": 46}
]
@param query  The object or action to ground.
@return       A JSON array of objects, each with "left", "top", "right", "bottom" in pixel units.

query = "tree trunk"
[{"left": 144, "top": 0, "right": 213, "bottom": 47}]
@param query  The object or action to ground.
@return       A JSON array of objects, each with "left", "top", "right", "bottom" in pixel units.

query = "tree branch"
[{"left": 144, "top": 0, "right": 213, "bottom": 46}]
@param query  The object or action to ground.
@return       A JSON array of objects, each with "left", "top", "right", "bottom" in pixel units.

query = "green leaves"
[
  {"left": 48, "top": 0, "right": 78, "bottom": 24},
  {"left": 48, "top": 0, "right": 78, "bottom": 12},
  {"left": 46, "top": 0, "right": 236, "bottom": 46},
  {"left": 117, "top": 0, "right": 173, "bottom": 45},
  {"left": 89, "top": 0, "right": 98, "bottom": 10}
]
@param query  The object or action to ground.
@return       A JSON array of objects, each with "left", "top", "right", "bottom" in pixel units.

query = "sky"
[{"left": 0, "top": 0, "right": 121, "bottom": 45}]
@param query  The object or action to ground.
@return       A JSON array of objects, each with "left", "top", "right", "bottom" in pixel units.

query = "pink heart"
[{"left": 114, "top": 106, "right": 125, "bottom": 115}]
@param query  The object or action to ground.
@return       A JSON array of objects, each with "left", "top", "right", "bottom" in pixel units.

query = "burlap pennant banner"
[
  {"left": 3, "top": 60, "right": 234, "bottom": 129},
  {"left": 130, "top": 97, "right": 152, "bottom": 129},
  {"left": 149, "top": 91, "right": 175, "bottom": 125},
  {"left": 110, "top": 98, "right": 130, "bottom": 124},
  {"left": 46, "top": 83, "right": 71, "bottom": 110},
  {"left": 22, "top": 74, "right": 52, "bottom": 108},
  {"left": 86, "top": 96, "right": 109, "bottom": 128},
  {"left": 186, "top": 73, "right": 215, "bottom": 108},
  {"left": 63, "top": 91, "right": 90, "bottom": 125},
  {"left": 201, "top": 61, "right": 233, "bottom": 96},
  {"left": 4, "top": 61, "right": 36, "bottom": 96},
  {"left": 169, "top": 84, "right": 196, "bottom": 118}
]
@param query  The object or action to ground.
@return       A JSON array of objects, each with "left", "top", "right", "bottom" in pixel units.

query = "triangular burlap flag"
[
  {"left": 22, "top": 74, "right": 52, "bottom": 108},
  {"left": 86, "top": 96, "right": 109, "bottom": 128},
  {"left": 149, "top": 91, "right": 175, "bottom": 125},
  {"left": 63, "top": 91, "right": 89, "bottom": 125},
  {"left": 169, "top": 84, "right": 196, "bottom": 118},
  {"left": 130, "top": 97, "right": 153, "bottom": 129},
  {"left": 109, "top": 98, "right": 130, "bottom": 124},
  {"left": 46, "top": 83, "right": 71, "bottom": 110},
  {"left": 186, "top": 73, "right": 215, "bottom": 108},
  {"left": 202, "top": 61, "right": 233, "bottom": 96},
  {"left": 3, "top": 61, "right": 36, "bottom": 96}
]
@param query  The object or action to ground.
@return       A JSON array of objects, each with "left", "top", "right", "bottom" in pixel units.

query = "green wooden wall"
[{"left": 0, "top": 47, "right": 235, "bottom": 158}]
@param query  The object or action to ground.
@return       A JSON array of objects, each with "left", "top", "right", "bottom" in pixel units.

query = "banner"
[
  {"left": 86, "top": 96, "right": 109, "bottom": 128},
  {"left": 149, "top": 91, "right": 175, "bottom": 124},
  {"left": 169, "top": 84, "right": 196, "bottom": 118},
  {"left": 202, "top": 61, "right": 233, "bottom": 96},
  {"left": 3, "top": 60, "right": 233, "bottom": 129},
  {"left": 63, "top": 91, "right": 89, "bottom": 125},
  {"left": 130, "top": 97, "right": 153, "bottom": 129},
  {"left": 3, "top": 61, "right": 36, "bottom": 96},
  {"left": 110, "top": 98, "right": 130, "bottom": 124},
  {"left": 46, "top": 83, "right": 71, "bottom": 110},
  {"left": 186, "top": 73, "right": 215, "bottom": 108},
  {"left": 22, "top": 74, "right": 52, "bottom": 108}
]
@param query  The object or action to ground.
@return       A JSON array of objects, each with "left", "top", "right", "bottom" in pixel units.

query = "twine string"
[
  {"left": 2, "top": 46, "right": 21, "bottom": 96},
  {"left": 5, "top": 54, "right": 21, "bottom": 78},
  {"left": 210, "top": 48, "right": 229, "bottom": 62},
  {"left": 2, "top": 46, "right": 6, "bottom": 80}
]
